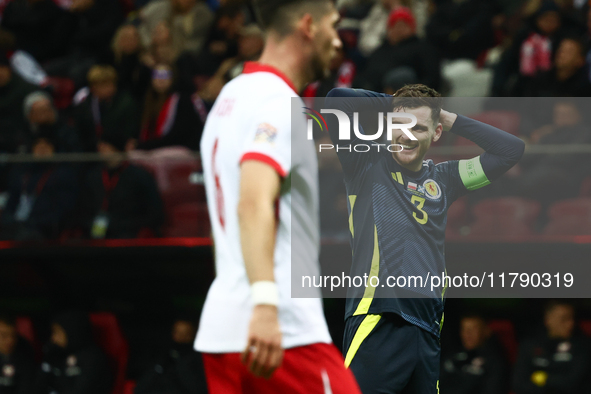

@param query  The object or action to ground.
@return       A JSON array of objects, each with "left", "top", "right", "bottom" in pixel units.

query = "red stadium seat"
[
  {"left": 467, "top": 197, "right": 540, "bottom": 239},
  {"left": 130, "top": 147, "right": 205, "bottom": 213},
  {"left": 89, "top": 313, "right": 129, "bottom": 394},
  {"left": 45, "top": 77, "right": 75, "bottom": 110},
  {"left": 543, "top": 198, "right": 591, "bottom": 236},
  {"left": 488, "top": 319, "right": 518, "bottom": 364},
  {"left": 579, "top": 177, "right": 591, "bottom": 197},
  {"left": 118, "top": 0, "right": 134, "bottom": 15},
  {"left": 122, "top": 380, "right": 136, "bottom": 394},
  {"left": 164, "top": 203, "right": 210, "bottom": 237},
  {"left": 455, "top": 111, "right": 521, "bottom": 147}
]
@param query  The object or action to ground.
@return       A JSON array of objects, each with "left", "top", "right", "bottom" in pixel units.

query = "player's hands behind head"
[
  {"left": 439, "top": 110, "right": 457, "bottom": 132},
  {"left": 241, "top": 304, "right": 284, "bottom": 379}
]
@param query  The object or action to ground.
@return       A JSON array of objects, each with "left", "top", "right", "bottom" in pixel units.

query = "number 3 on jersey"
[{"left": 411, "top": 195, "right": 428, "bottom": 224}]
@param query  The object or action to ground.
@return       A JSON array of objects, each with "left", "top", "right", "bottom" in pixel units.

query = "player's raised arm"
[
  {"left": 324, "top": 88, "right": 394, "bottom": 179},
  {"left": 238, "top": 160, "right": 284, "bottom": 379},
  {"left": 442, "top": 111, "right": 525, "bottom": 191}
]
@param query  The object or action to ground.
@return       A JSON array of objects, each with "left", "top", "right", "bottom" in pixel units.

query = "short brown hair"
[
  {"left": 87, "top": 65, "right": 118, "bottom": 85},
  {"left": 393, "top": 84, "right": 442, "bottom": 125}
]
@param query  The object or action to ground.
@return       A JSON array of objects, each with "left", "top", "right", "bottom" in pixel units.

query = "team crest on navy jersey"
[{"left": 423, "top": 179, "right": 441, "bottom": 200}]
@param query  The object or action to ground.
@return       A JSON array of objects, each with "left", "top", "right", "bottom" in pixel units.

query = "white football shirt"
[{"left": 195, "top": 62, "right": 332, "bottom": 353}]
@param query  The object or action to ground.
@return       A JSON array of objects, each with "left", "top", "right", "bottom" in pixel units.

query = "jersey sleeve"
[
  {"left": 239, "top": 97, "right": 291, "bottom": 178},
  {"left": 450, "top": 115, "right": 525, "bottom": 183}
]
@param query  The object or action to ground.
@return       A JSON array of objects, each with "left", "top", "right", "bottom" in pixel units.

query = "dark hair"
[
  {"left": 253, "top": 0, "right": 332, "bottom": 36},
  {"left": 393, "top": 84, "right": 442, "bottom": 125}
]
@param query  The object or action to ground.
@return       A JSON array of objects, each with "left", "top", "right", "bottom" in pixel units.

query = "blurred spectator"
[
  {"left": 440, "top": 315, "right": 508, "bottom": 394},
  {"left": 137, "top": 65, "right": 204, "bottom": 150},
  {"left": 180, "top": 22, "right": 261, "bottom": 97},
  {"left": 234, "top": 23, "right": 264, "bottom": 62},
  {"left": 74, "top": 65, "right": 139, "bottom": 153},
  {"left": 142, "top": 21, "right": 179, "bottom": 70},
  {"left": 425, "top": 0, "right": 501, "bottom": 61},
  {"left": 354, "top": 7, "right": 441, "bottom": 91},
  {"left": 0, "top": 53, "right": 36, "bottom": 154},
  {"left": 513, "top": 301, "right": 591, "bottom": 394},
  {"left": 111, "top": 24, "right": 152, "bottom": 102},
  {"left": 43, "top": 0, "right": 123, "bottom": 87},
  {"left": 513, "top": 100, "right": 591, "bottom": 211},
  {"left": 80, "top": 133, "right": 165, "bottom": 239},
  {"left": 524, "top": 36, "right": 591, "bottom": 96},
  {"left": 0, "top": 315, "right": 35, "bottom": 394},
  {"left": 492, "top": 0, "right": 571, "bottom": 96},
  {"left": 23, "top": 91, "right": 81, "bottom": 153},
  {"left": 357, "top": 0, "right": 406, "bottom": 57},
  {"left": 0, "top": 130, "right": 78, "bottom": 240},
  {"left": 192, "top": 2, "right": 244, "bottom": 76},
  {"left": 0, "top": 0, "right": 70, "bottom": 63},
  {"left": 138, "top": 0, "right": 214, "bottom": 57},
  {"left": 134, "top": 317, "right": 207, "bottom": 394},
  {"left": 36, "top": 311, "right": 112, "bottom": 394}
]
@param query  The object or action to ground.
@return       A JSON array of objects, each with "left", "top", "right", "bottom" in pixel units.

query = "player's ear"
[
  {"left": 297, "top": 13, "right": 316, "bottom": 41},
  {"left": 432, "top": 123, "right": 443, "bottom": 143}
]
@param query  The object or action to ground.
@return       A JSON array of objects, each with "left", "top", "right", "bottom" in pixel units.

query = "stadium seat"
[
  {"left": 467, "top": 197, "right": 540, "bottom": 239},
  {"left": 130, "top": 148, "right": 208, "bottom": 237},
  {"left": 122, "top": 380, "right": 136, "bottom": 394},
  {"left": 164, "top": 203, "right": 210, "bottom": 237},
  {"left": 89, "top": 313, "right": 129, "bottom": 394},
  {"left": 543, "top": 198, "right": 591, "bottom": 236},
  {"left": 45, "top": 77, "right": 75, "bottom": 110},
  {"left": 446, "top": 197, "right": 468, "bottom": 238},
  {"left": 488, "top": 319, "right": 518, "bottom": 364},
  {"left": 579, "top": 177, "right": 591, "bottom": 197},
  {"left": 130, "top": 147, "right": 205, "bottom": 209},
  {"left": 455, "top": 111, "right": 521, "bottom": 147}
]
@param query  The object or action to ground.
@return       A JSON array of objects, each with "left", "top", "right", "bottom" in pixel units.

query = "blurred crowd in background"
[
  {"left": 1, "top": 0, "right": 591, "bottom": 240},
  {"left": 1, "top": 300, "right": 591, "bottom": 394},
  {"left": 1, "top": 1, "right": 591, "bottom": 394}
]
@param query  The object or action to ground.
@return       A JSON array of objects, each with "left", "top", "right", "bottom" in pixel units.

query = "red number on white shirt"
[{"left": 212, "top": 139, "right": 225, "bottom": 229}]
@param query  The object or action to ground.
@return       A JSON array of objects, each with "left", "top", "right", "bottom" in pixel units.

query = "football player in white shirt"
[{"left": 195, "top": 0, "right": 362, "bottom": 393}]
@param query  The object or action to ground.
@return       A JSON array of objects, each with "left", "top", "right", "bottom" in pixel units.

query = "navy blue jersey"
[{"left": 325, "top": 88, "right": 525, "bottom": 337}]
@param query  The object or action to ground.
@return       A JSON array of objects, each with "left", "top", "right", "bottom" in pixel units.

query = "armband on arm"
[{"left": 458, "top": 156, "right": 491, "bottom": 191}]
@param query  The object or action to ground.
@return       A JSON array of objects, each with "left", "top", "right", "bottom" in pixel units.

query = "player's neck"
[{"left": 258, "top": 36, "right": 311, "bottom": 93}]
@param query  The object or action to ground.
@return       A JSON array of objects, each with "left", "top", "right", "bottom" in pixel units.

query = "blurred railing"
[{"left": 1, "top": 143, "right": 591, "bottom": 248}]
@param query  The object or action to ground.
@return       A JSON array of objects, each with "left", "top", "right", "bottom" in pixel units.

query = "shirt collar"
[{"left": 242, "top": 61, "right": 298, "bottom": 94}]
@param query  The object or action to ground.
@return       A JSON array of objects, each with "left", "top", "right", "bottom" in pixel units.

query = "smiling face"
[{"left": 390, "top": 106, "right": 442, "bottom": 172}]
